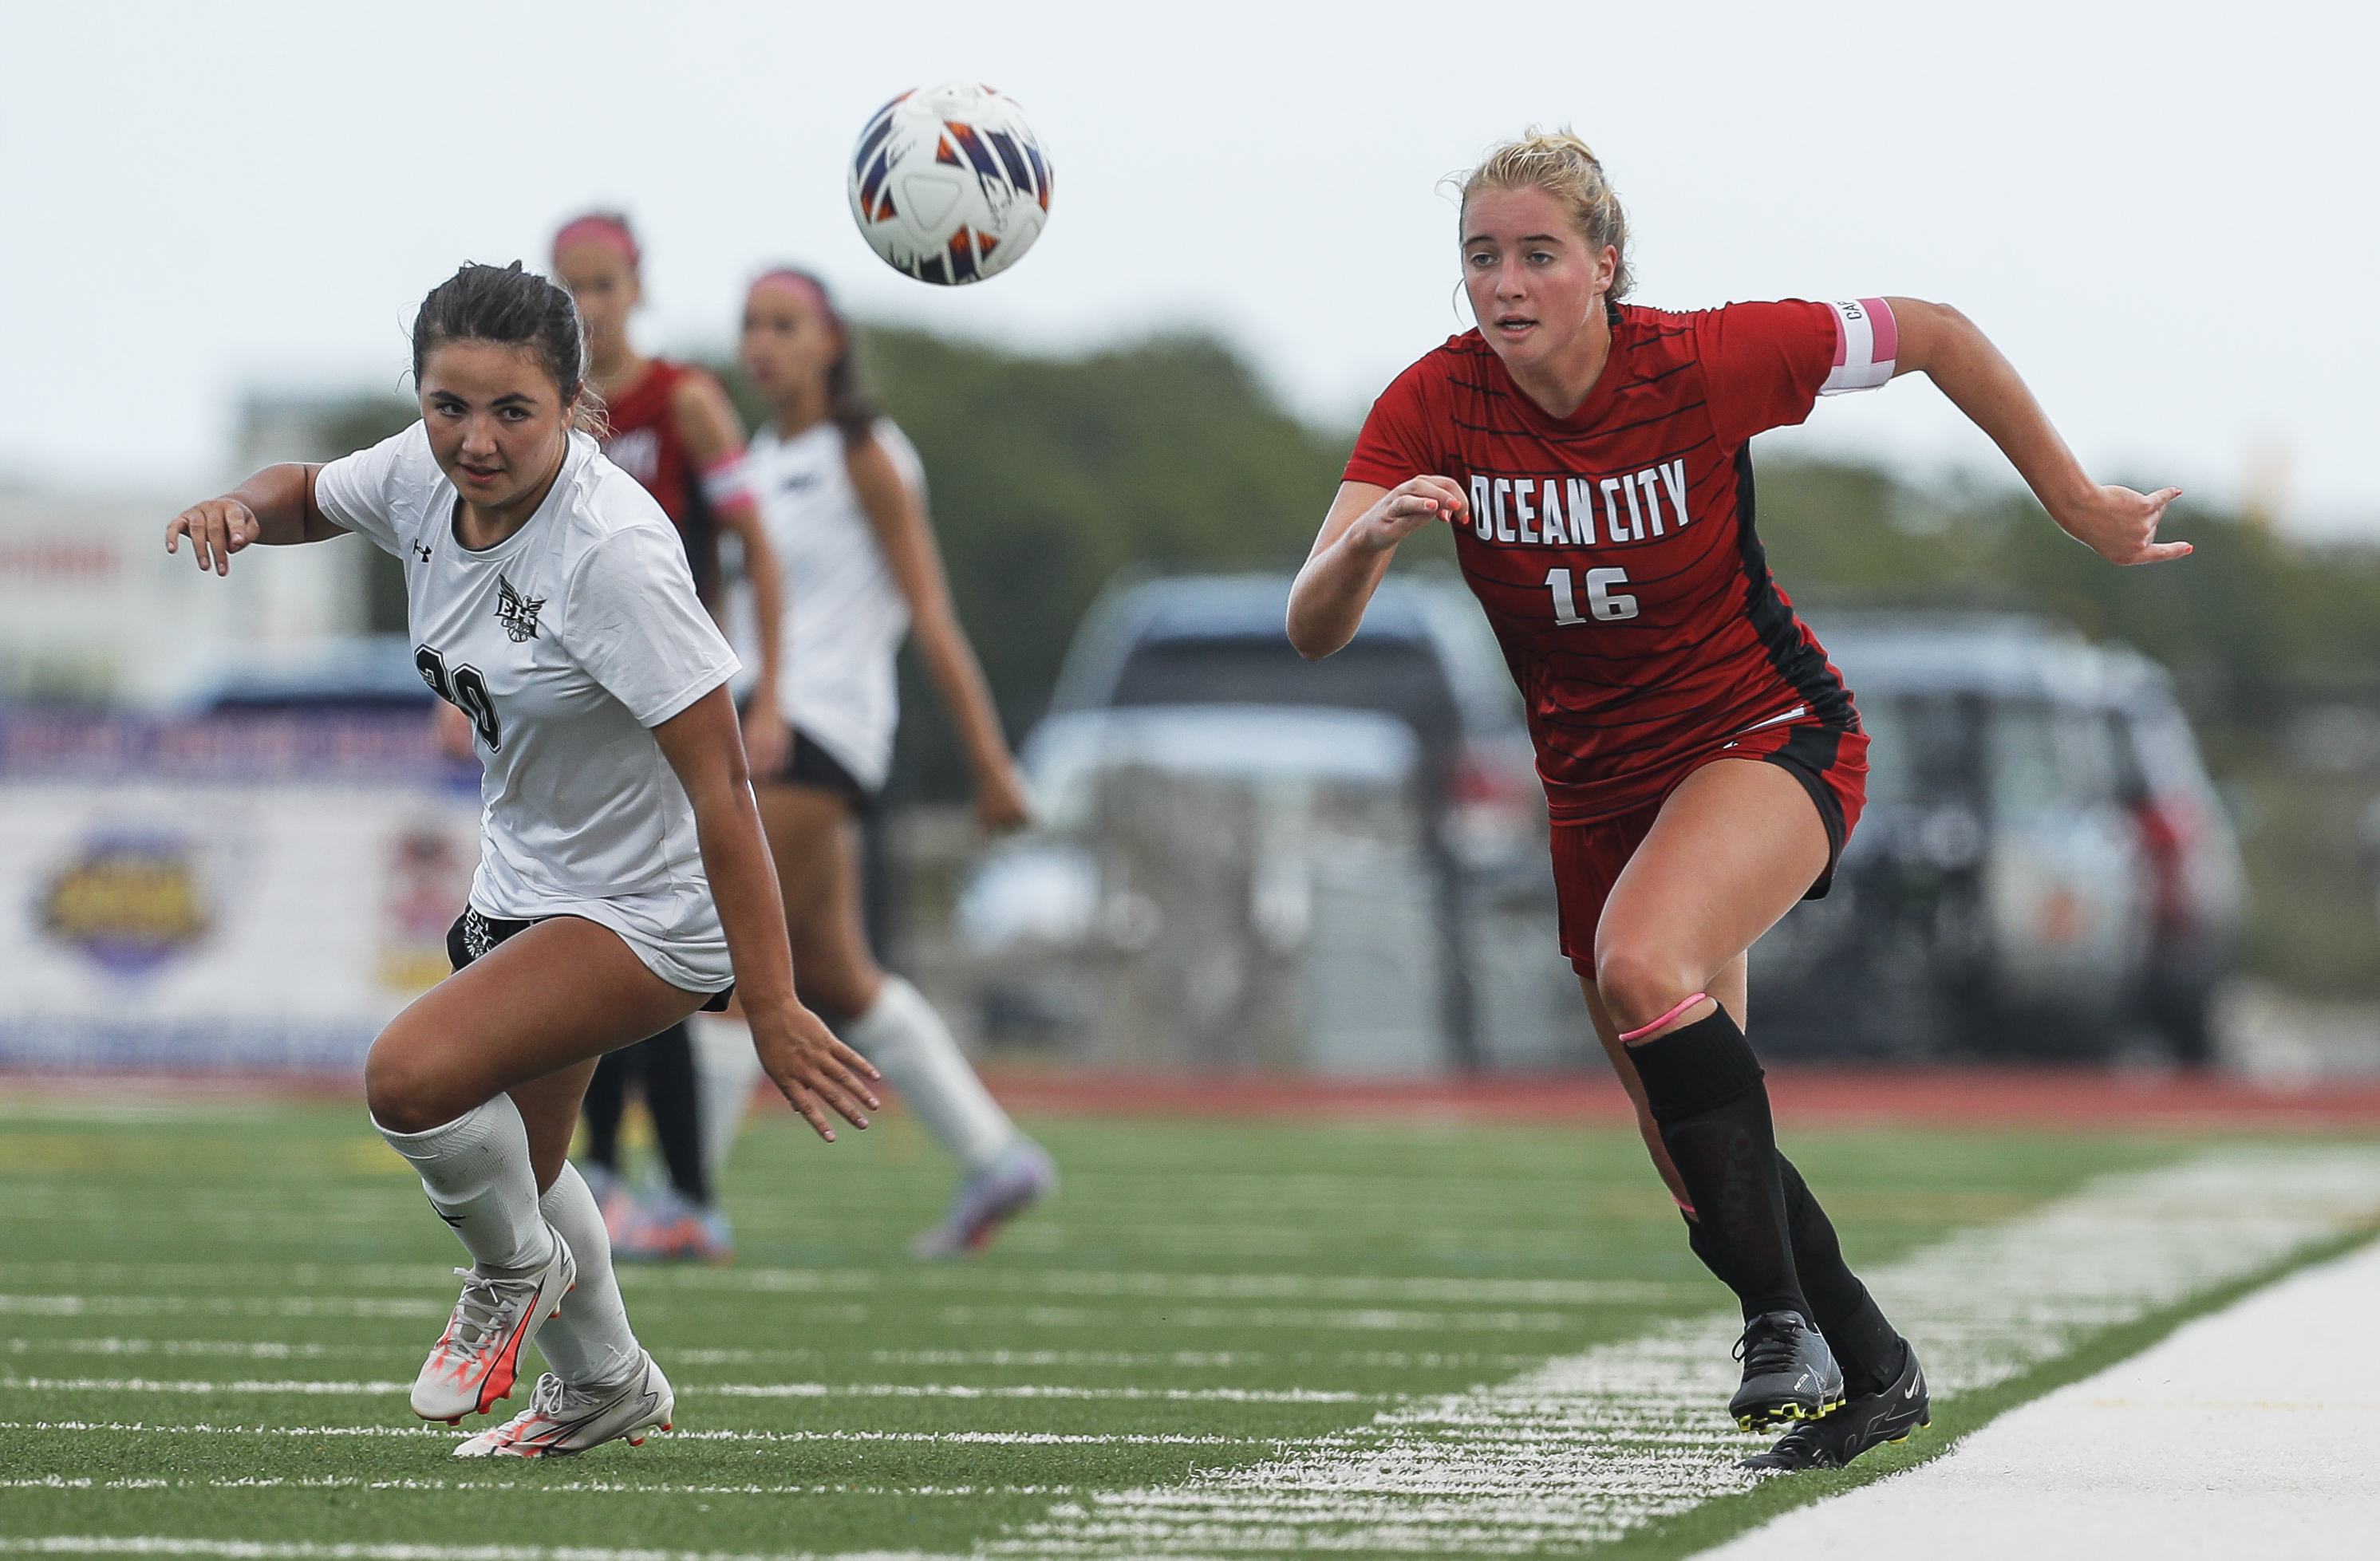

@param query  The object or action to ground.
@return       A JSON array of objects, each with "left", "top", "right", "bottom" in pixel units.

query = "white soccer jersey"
[
  {"left": 314, "top": 423, "right": 741, "bottom": 992},
  {"left": 740, "top": 418, "right": 922, "bottom": 791}
]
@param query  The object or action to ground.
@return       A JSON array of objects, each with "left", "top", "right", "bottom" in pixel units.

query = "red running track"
[
  {"left": 965, "top": 1066, "right": 2380, "bottom": 1133},
  {"left": 8, "top": 1066, "right": 2380, "bottom": 1133}
]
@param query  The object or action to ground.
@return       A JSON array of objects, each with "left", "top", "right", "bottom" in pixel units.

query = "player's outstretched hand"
[
  {"left": 975, "top": 761, "right": 1035, "bottom": 835},
  {"left": 2060, "top": 484, "right": 2190, "bottom": 566},
  {"left": 742, "top": 704, "right": 791, "bottom": 783},
  {"left": 750, "top": 1000, "right": 882, "bottom": 1142},
  {"left": 1347, "top": 475, "right": 1470, "bottom": 554},
  {"left": 165, "top": 498, "right": 262, "bottom": 575}
]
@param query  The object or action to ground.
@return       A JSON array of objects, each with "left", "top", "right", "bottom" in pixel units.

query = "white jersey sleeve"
[
  {"left": 311, "top": 421, "right": 424, "bottom": 556},
  {"left": 875, "top": 419, "right": 927, "bottom": 501},
  {"left": 562, "top": 520, "right": 741, "bottom": 729}
]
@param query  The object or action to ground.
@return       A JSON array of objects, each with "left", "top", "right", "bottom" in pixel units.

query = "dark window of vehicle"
[{"left": 1863, "top": 692, "right": 1981, "bottom": 816}]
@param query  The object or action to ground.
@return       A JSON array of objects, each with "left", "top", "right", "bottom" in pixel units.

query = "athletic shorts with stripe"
[{"left": 1551, "top": 719, "right": 1869, "bottom": 977}]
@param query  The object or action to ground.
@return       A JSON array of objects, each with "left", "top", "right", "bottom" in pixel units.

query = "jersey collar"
[{"left": 1483, "top": 302, "right": 1632, "bottom": 434}]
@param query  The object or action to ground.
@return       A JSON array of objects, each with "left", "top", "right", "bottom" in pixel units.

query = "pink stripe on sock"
[{"left": 1618, "top": 992, "right": 1711, "bottom": 1045}]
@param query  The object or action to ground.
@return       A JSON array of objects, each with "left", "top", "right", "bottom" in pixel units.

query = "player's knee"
[
  {"left": 365, "top": 1039, "right": 465, "bottom": 1134},
  {"left": 1593, "top": 942, "right": 1699, "bottom": 1035},
  {"left": 788, "top": 939, "right": 878, "bottom": 1019}
]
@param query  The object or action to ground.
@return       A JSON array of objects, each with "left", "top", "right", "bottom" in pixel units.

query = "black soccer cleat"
[
  {"left": 1740, "top": 1338, "right": 1929, "bottom": 1471},
  {"left": 1727, "top": 1310, "right": 1845, "bottom": 1431}
]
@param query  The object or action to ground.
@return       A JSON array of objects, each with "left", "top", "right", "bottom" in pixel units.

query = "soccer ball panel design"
[{"left": 849, "top": 84, "right": 1051, "bottom": 286}]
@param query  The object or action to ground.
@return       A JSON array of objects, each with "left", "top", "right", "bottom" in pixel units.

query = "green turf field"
[{"left": 0, "top": 1093, "right": 2370, "bottom": 1559}]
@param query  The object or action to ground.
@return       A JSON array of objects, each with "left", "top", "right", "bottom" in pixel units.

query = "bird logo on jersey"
[{"left": 494, "top": 574, "right": 545, "bottom": 643}]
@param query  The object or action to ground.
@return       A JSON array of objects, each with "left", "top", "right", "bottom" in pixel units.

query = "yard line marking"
[
  {"left": 0, "top": 1541, "right": 973, "bottom": 1561},
  {"left": 2, "top": 1478, "right": 1084, "bottom": 1496},
  {"left": 997, "top": 1147, "right": 2380, "bottom": 1557},
  {"left": 930, "top": 1303, "right": 1589, "bottom": 1333},
  {"left": 0, "top": 1297, "right": 444, "bottom": 1320},
  {"left": 2, "top": 1376, "right": 1382, "bottom": 1405},
  {"left": 2, "top": 1378, "right": 411, "bottom": 1395},
  {"left": 6, "top": 1339, "right": 1522, "bottom": 1373},
  {"left": 0, "top": 1420, "right": 1299, "bottom": 1448},
  {"left": 4, "top": 1338, "right": 388, "bottom": 1362},
  {"left": 860, "top": 1348, "right": 1536, "bottom": 1371},
  {"left": 898, "top": 1271, "right": 1698, "bottom": 1306},
  {"left": 0, "top": 1263, "right": 1689, "bottom": 1307},
  {"left": 693, "top": 1383, "right": 1383, "bottom": 1403}
]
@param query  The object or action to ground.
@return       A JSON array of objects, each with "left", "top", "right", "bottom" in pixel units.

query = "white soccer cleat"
[
  {"left": 409, "top": 1229, "right": 576, "bottom": 1425},
  {"left": 452, "top": 1350, "right": 675, "bottom": 1458},
  {"left": 911, "top": 1139, "right": 1057, "bottom": 1258}
]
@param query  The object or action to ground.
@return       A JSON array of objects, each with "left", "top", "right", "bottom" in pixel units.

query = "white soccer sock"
[
  {"left": 843, "top": 976, "right": 1016, "bottom": 1174},
  {"left": 375, "top": 1096, "right": 555, "bottom": 1275},
  {"left": 534, "top": 1161, "right": 641, "bottom": 1387},
  {"left": 688, "top": 1012, "right": 765, "bottom": 1189}
]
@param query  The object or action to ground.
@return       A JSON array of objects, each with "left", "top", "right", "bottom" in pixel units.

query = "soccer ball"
[{"left": 847, "top": 84, "right": 1052, "bottom": 285}]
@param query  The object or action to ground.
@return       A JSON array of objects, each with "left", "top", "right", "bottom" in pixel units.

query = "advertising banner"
[{"left": 0, "top": 715, "right": 476, "bottom": 1073}]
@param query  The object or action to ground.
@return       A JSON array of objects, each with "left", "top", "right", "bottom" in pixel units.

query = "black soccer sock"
[
  {"left": 1626, "top": 1007, "right": 1810, "bottom": 1326},
  {"left": 1776, "top": 1154, "right": 1903, "bottom": 1396},
  {"left": 639, "top": 1022, "right": 711, "bottom": 1208},
  {"left": 580, "top": 1048, "right": 632, "bottom": 1171}
]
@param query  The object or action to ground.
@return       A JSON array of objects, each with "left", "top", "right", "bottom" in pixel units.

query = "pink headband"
[
  {"left": 552, "top": 215, "right": 639, "bottom": 269},
  {"left": 748, "top": 268, "right": 835, "bottom": 321}
]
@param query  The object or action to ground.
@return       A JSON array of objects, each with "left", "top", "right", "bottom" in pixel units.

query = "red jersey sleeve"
[
  {"left": 1344, "top": 354, "right": 1444, "bottom": 489},
  {"left": 1696, "top": 298, "right": 1901, "bottom": 451}
]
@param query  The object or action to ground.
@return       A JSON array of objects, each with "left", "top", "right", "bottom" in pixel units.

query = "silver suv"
[
  {"left": 1754, "top": 614, "right": 2245, "bottom": 1062},
  {"left": 956, "top": 570, "right": 1578, "bottom": 1072}
]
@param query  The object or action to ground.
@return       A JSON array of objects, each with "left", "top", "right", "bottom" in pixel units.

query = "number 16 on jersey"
[{"left": 1547, "top": 566, "right": 1638, "bottom": 625}]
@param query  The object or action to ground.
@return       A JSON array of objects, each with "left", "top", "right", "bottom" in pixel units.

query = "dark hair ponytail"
[
  {"left": 412, "top": 262, "right": 595, "bottom": 426},
  {"left": 753, "top": 266, "right": 878, "bottom": 447}
]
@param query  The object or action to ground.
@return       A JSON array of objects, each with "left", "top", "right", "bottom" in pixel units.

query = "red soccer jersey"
[
  {"left": 598, "top": 357, "right": 720, "bottom": 604},
  {"left": 1344, "top": 298, "right": 1897, "bottom": 824}
]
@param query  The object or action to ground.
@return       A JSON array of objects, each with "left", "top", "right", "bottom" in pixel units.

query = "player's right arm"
[
  {"left": 1285, "top": 477, "right": 1469, "bottom": 660},
  {"left": 164, "top": 463, "right": 345, "bottom": 574}
]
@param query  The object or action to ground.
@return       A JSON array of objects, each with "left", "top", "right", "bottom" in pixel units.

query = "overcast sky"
[{"left": 2, "top": 0, "right": 2371, "bottom": 534}]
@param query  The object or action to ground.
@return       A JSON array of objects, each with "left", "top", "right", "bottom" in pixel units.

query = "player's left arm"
[
  {"left": 652, "top": 684, "right": 878, "bottom": 1140},
  {"left": 1885, "top": 298, "right": 2188, "bottom": 566},
  {"left": 847, "top": 437, "right": 1032, "bottom": 834},
  {"left": 672, "top": 372, "right": 789, "bottom": 775}
]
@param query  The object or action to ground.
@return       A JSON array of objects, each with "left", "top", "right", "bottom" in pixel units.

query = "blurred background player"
[
  {"left": 1288, "top": 131, "right": 2189, "bottom": 1470},
  {"left": 549, "top": 211, "right": 787, "bottom": 1262},
  {"left": 711, "top": 265, "right": 1055, "bottom": 1257}
]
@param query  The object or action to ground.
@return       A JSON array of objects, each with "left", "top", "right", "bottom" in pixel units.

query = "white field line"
[
  {"left": 0, "top": 1298, "right": 445, "bottom": 1321},
  {"left": 1696, "top": 1236, "right": 2380, "bottom": 1557},
  {"left": 0, "top": 1302, "right": 1604, "bottom": 1336},
  {"left": 0, "top": 1542, "right": 969, "bottom": 1561},
  {"left": 2, "top": 1337, "right": 1535, "bottom": 1374},
  {"left": 0, "top": 1376, "right": 1382, "bottom": 1405},
  {"left": 997, "top": 1147, "right": 2380, "bottom": 1558},
  {"left": 928, "top": 1305, "right": 1588, "bottom": 1333},
  {"left": 0, "top": 1263, "right": 1691, "bottom": 1308},
  {"left": 859, "top": 1348, "right": 1534, "bottom": 1371},
  {"left": 0, "top": 1420, "right": 1297, "bottom": 1448},
  {"left": 6, "top": 1339, "right": 389, "bottom": 1361},
  {"left": 3, "top": 1477, "right": 1083, "bottom": 1496}
]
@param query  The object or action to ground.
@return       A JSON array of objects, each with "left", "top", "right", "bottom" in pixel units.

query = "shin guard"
[{"left": 1625, "top": 1007, "right": 1809, "bottom": 1324}]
